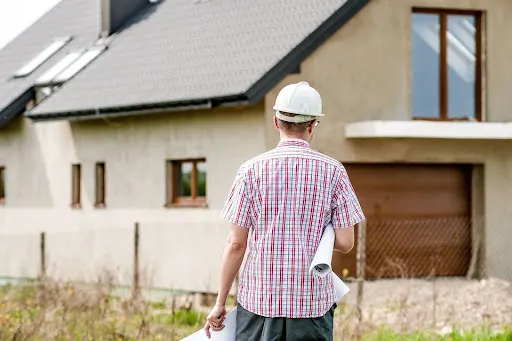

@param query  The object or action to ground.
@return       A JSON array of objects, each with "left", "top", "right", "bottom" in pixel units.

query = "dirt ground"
[{"left": 338, "top": 277, "right": 512, "bottom": 332}]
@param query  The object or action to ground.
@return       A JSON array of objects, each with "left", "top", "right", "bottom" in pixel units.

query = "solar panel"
[
  {"left": 14, "top": 37, "right": 72, "bottom": 78},
  {"left": 53, "top": 46, "right": 106, "bottom": 83},
  {"left": 35, "top": 50, "right": 84, "bottom": 85}
]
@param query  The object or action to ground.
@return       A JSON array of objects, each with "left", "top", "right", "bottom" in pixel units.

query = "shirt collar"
[{"left": 277, "top": 138, "right": 310, "bottom": 148}]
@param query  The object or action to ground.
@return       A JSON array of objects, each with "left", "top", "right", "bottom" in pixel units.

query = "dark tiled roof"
[
  {"left": 0, "top": 0, "right": 99, "bottom": 127},
  {"left": 3, "top": 0, "right": 370, "bottom": 121}
]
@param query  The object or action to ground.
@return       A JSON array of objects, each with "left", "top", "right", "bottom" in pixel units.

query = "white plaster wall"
[{"left": 0, "top": 105, "right": 265, "bottom": 292}]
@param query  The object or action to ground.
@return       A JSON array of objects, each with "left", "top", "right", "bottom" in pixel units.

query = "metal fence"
[
  {"left": 0, "top": 216, "right": 510, "bottom": 303},
  {"left": 333, "top": 216, "right": 479, "bottom": 280}
]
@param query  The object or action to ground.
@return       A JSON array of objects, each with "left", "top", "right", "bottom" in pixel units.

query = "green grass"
[
  {"left": 0, "top": 280, "right": 207, "bottom": 340},
  {"left": 0, "top": 281, "right": 510, "bottom": 340},
  {"left": 363, "top": 327, "right": 512, "bottom": 341}
]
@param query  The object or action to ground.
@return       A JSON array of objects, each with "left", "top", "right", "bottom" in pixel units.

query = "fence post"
[
  {"left": 133, "top": 222, "right": 140, "bottom": 300},
  {"left": 39, "top": 232, "right": 46, "bottom": 279},
  {"left": 356, "top": 220, "right": 367, "bottom": 325}
]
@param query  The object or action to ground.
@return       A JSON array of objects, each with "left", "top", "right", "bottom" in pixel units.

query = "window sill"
[
  {"left": 94, "top": 203, "right": 106, "bottom": 209},
  {"left": 165, "top": 201, "right": 208, "bottom": 209}
]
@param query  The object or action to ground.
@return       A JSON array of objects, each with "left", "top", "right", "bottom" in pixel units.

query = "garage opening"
[{"left": 332, "top": 163, "right": 473, "bottom": 279}]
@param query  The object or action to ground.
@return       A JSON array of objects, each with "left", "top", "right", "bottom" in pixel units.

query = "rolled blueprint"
[
  {"left": 309, "top": 223, "right": 335, "bottom": 277},
  {"left": 309, "top": 223, "right": 350, "bottom": 301},
  {"left": 332, "top": 272, "right": 350, "bottom": 301}
]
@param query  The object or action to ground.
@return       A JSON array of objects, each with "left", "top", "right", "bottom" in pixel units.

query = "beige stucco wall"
[
  {"left": 265, "top": 0, "right": 512, "bottom": 280},
  {"left": 1, "top": 0, "right": 511, "bottom": 291},
  {"left": 0, "top": 105, "right": 266, "bottom": 291}
]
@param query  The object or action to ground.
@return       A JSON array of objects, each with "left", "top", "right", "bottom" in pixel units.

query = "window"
[
  {"left": 53, "top": 46, "right": 106, "bottom": 83},
  {"left": 412, "top": 9, "right": 482, "bottom": 121},
  {"left": 166, "top": 159, "right": 206, "bottom": 207},
  {"left": 0, "top": 167, "right": 5, "bottom": 204},
  {"left": 71, "top": 164, "right": 81, "bottom": 208},
  {"left": 36, "top": 50, "right": 84, "bottom": 85},
  {"left": 95, "top": 162, "right": 106, "bottom": 208},
  {"left": 14, "top": 37, "right": 72, "bottom": 78},
  {"left": 35, "top": 45, "right": 106, "bottom": 86}
]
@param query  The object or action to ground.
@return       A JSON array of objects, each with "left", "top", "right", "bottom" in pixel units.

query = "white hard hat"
[{"left": 273, "top": 81, "right": 324, "bottom": 123}]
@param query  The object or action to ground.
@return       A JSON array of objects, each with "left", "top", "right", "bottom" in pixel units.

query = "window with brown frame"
[
  {"left": 166, "top": 159, "right": 206, "bottom": 207},
  {"left": 0, "top": 166, "right": 5, "bottom": 204},
  {"left": 95, "top": 162, "right": 106, "bottom": 208},
  {"left": 412, "top": 8, "right": 482, "bottom": 121},
  {"left": 71, "top": 164, "right": 81, "bottom": 208}
]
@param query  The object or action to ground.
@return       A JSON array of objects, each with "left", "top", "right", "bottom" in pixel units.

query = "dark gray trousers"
[{"left": 235, "top": 303, "right": 336, "bottom": 341}]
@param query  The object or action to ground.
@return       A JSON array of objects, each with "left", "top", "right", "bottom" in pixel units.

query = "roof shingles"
[
  {"left": 0, "top": 0, "right": 99, "bottom": 126},
  {"left": 29, "top": 0, "right": 350, "bottom": 117}
]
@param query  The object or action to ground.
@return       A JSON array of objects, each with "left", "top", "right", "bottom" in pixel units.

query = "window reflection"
[
  {"left": 412, "top": 13, "right": 440, "bottom": 118},
  {"left": 412, "top": 11, "right": 479, "bottom": 120},
  {"left": 448, "top": 15, "right": 476, "bottom": 119},
  {"left": 197, "top": 161, "right": 206, "bottom": 197},
  {"left": 177, "top": 162, "right": 193, "bottom": 197}
]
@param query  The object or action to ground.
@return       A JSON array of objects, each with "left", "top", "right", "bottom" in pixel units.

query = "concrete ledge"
[{"left": 345, "top": 121, "right": 512, "bottom": 139}]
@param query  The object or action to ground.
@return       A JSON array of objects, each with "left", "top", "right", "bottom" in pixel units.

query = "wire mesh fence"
[{"left": 331, "top": 216, "right": 499, "bottom": 281}]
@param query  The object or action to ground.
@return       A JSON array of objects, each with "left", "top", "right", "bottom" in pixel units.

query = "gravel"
[{"left": 338, "top": 277, "right": 512, "bottom": 333}]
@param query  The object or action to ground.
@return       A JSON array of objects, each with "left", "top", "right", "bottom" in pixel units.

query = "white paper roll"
[{"left": 309, "top": 223, "right": 335, "bottom": 277}]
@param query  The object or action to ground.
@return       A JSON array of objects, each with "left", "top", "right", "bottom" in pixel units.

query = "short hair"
[{"left": 276, "top": 112, "right": 314, "bottom": 135}]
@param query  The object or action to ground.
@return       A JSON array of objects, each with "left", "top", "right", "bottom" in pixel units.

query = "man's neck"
[{"left": 280, "top": 136, "right": 309, "bottom": 143}]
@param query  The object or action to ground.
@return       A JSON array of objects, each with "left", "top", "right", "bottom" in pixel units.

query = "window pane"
[
  {"left": 72, "top": 164, "right": 81, "bottom": 204},
  {"left": 95, "top": 162, "right": 105, "bottom": 204},
  {"left": 197, "top": 161, "right": 206, "bottom": 197},
  {"left": 412, "top": 13, "right": 441, "bottom": 118},
  {"left": 447, "top": 15, "right": 476, "bottom": 119},
  {"left": 177, "top": 162, "right": 192, "bottom": 197}
]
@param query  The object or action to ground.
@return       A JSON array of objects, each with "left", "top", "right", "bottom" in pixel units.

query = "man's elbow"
[
  {"left": 333, "top": 226, "right": 355, "bottom": 253},
  {"left": 336, "top": 240, "right": 354, "bottom": 253},
  {"left": 227, "top": 238, "right": 247, "bottom": 254}
]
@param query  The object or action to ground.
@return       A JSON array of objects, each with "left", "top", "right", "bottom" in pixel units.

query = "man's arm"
[
  {"left": 331, "top": 167, "right": 365, "bottom": 253},
  {"left": 215, "top": 224, "right": 249, "bottom": 306},
  {"left": 334, "top": 226, "right": 354, "bottom": 253},
  {"left": 205, "top": 164, "right": 253, "bottom": 338}
]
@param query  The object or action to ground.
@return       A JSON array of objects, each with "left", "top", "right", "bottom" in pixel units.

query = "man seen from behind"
[{"left": 204, "top": 81, "right": 365, "bottom": 341}]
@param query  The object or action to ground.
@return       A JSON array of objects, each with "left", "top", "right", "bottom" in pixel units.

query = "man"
[{"left": 204, "top": 81, "right": 365, "bottom": 340}]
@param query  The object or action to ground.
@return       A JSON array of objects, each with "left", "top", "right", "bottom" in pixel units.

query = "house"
[{"left": 0, "top": 0, "right": 511, "bottom": 292}]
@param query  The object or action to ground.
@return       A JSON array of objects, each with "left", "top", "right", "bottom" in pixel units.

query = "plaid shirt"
[{"left": 221, "top": 138, "right": 365, "bottom": 318}]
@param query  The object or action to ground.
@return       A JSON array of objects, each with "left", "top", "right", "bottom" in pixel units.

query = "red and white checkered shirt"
[{"left": 221, "top": 138, "right": 365, "bottom": 318}]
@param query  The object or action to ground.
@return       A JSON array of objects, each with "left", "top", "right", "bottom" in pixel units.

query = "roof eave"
[
  {"left": 245, "top": 0, "right": 371, "bottom": 102},
  {"left": 27, "top": 94, "right": 251, "bottom": 121},
  {"left": 0, "top": 89, "right": 35, "bottom": 129}
]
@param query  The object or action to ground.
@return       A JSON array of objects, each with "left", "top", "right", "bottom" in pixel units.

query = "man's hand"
[{"left": 204, "top": 303, "right": 227, "bottom": 338}]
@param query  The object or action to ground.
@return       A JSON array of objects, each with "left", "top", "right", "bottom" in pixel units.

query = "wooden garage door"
[{"left": 332, "top": 164, "right": 472, "bottom": 279}]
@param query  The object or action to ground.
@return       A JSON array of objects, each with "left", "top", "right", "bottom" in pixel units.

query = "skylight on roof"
[
  {"left": 36, "top": 50, "right": 84, "bottom": 85},
  {"left": 53, "top": 46, "right": 106, "bottom": 83},
  {"left": 34, "top": 46, "right": 107, "bottom": 86},
  {"left": 14, "top": 37, "right": 72, "bottom": 78}
]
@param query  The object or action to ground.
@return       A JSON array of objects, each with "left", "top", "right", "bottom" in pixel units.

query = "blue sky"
[{"left": 0, "top": 0, "right": 62, "bottom": 50}]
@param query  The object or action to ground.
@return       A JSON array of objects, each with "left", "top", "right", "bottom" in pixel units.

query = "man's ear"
[
  {"left": 273, "top": 116, "right": 280, "bottom": 130},
  {"left": 307, "top": 121, "right": 315, "bottom": 134}
]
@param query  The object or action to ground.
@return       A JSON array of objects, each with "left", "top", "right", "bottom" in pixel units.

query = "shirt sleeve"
[
  {"left": 331, "top": 168, "right": 365, "bottom": 229},
  {"left": 221, "top": 163, "right": 254, "bottom": 228}
]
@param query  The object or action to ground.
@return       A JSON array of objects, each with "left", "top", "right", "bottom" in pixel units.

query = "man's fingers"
[
  {"left": 210, "top": 323, "right": 225, "bottom": 331},
  {"left": 204, "top": 322, "right": 211, "bottom": 338}
]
